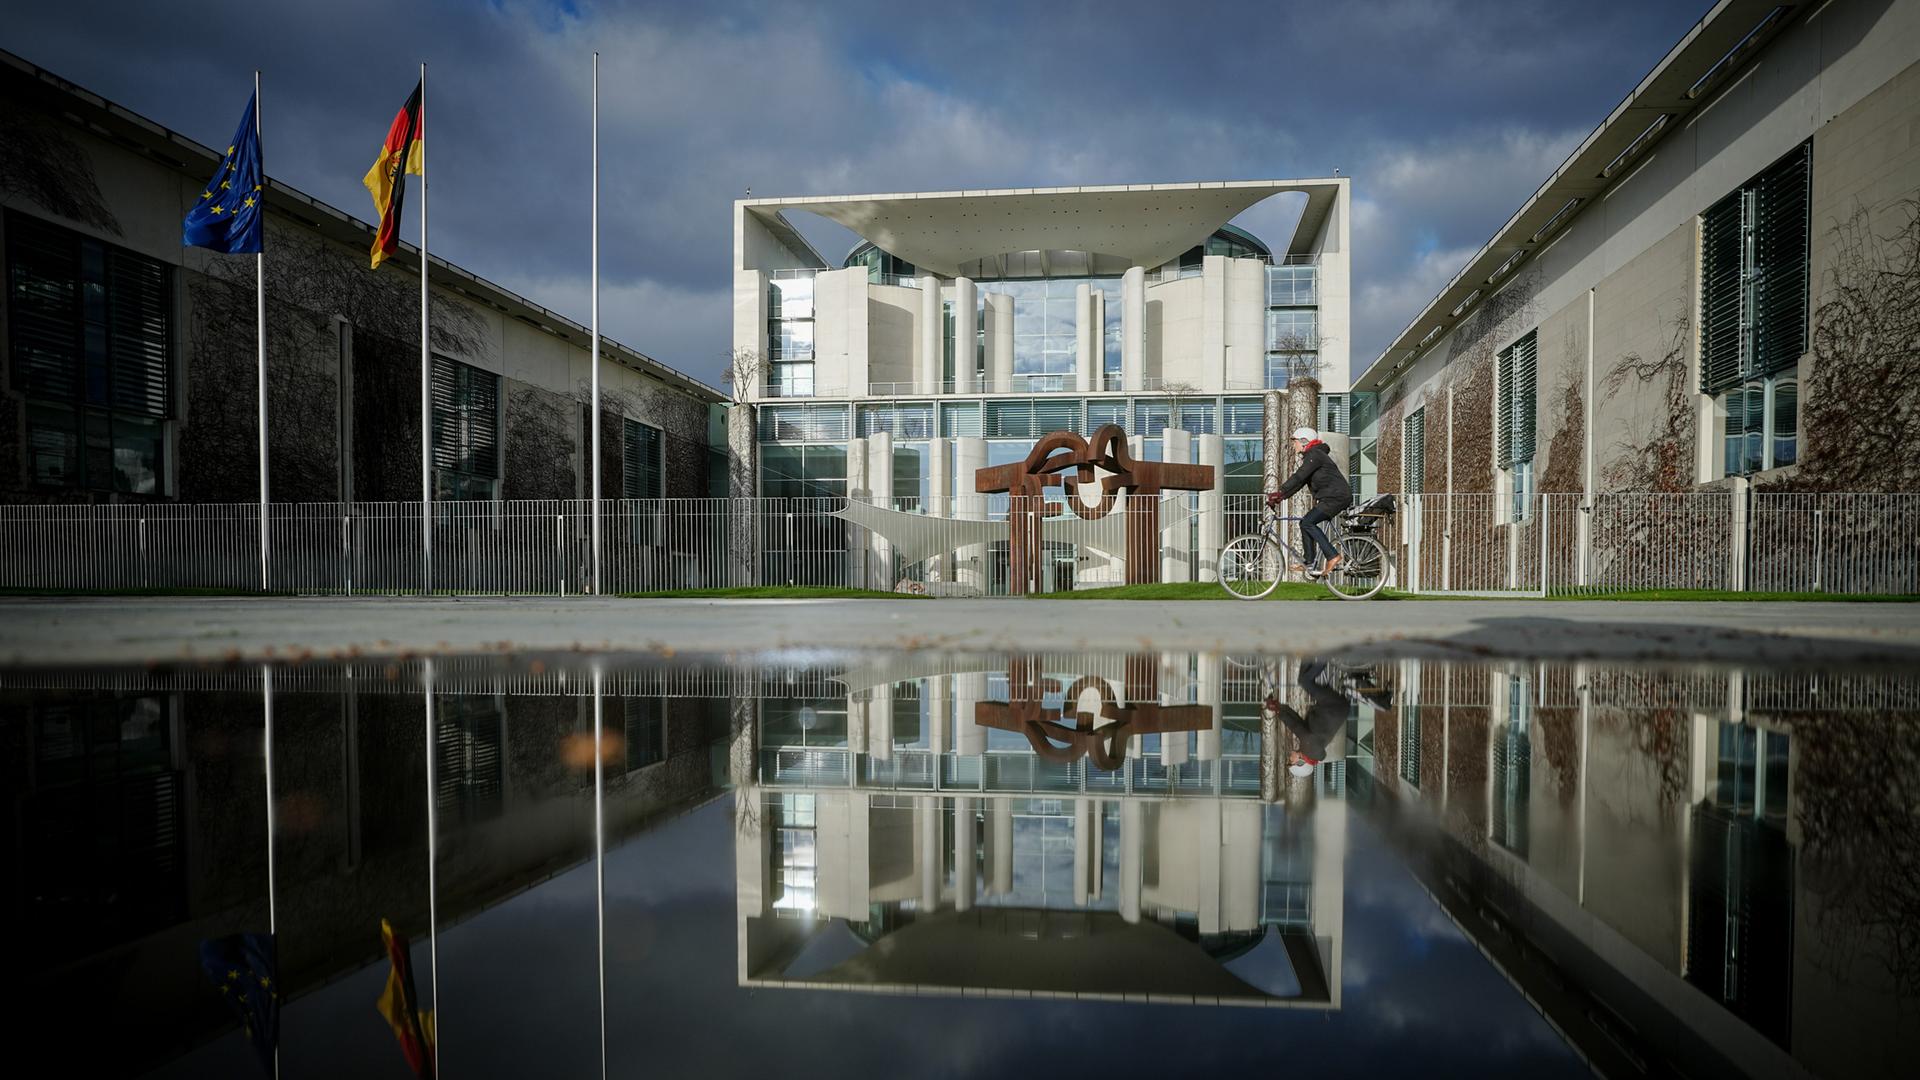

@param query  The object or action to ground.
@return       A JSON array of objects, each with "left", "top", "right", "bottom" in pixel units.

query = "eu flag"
[
  {"left": 199, "top": 932, "right": 280, "bottom": 1075},
  {"left": 183, "top": 92, "right": 264, "bottom": 254}
]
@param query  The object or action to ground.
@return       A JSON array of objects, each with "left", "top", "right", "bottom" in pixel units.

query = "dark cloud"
[{"left": 5, "top": 0, "right": 1712, "bottom": 385}]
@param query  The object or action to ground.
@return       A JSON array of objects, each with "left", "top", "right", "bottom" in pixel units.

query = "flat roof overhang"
[
  {"left": 742, "top": 179, "right": 1344, "bottom": 277},
  {"left": 1355, "top": 0, "right": 1799, "bottom": 393}
]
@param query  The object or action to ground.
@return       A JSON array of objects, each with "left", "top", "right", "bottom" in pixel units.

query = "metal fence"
[{"left": 1, "top": 490, "right": 1914, "bottom": 596}]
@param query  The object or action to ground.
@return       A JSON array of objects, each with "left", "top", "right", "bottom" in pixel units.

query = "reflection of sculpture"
[
  {"left": 975, "top": 424, "right": 1213, "bottom": 593},
  {"left": 976, "top": 654, "right": 1210, "bottom": 769}
]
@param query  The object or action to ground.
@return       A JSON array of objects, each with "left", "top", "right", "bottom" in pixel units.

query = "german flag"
[
  {"left": 363, "top": 81, "right": 424, "bottom": 269},
  {"left": 374, "top": 918, "right": 435, "bottom": 1077}
]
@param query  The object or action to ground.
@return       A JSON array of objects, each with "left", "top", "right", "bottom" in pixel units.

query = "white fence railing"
[{"left": 0, "top": 491, "right": 1913, "bottom": 597}]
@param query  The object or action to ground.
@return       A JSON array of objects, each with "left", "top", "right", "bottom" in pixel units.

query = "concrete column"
[
  {"left": 1122, "top": 266, "right": 1146, "bottom": 392},
  {"left": 956, "top": 671, "right": 987, "bottom": 756},
  {"left": 990, "top": 798, "right": 1013, "bottom": 896},
  {"left": 867, "top": 431, "right": 893, "bottom": 589},
  {"left": 1091, "top": 291, "right": 1107, "bottom": 391},
  {"left": 1201, "top": 255, "right": 1227, "bottom": 386},
  {"left": 928, "top": 673, "right": 951, "bottom": 754},
  {"left": 1197, "top": 433, "right": 1224, "bottom": 582},
  {"left": 952, "top": 278, "right": 977, "bottom": 395},
  {"left": 847, "top": 694, "right": 868, "bottom": 765},
  {"left": 1162, "top": 428, "right": 1192, "bottom": 583},
  {"left": 1119, "top": 798, "right": 1143, "bottom": 923},
  {"left": 917, "top": 274, "right": 941, "bottom": 396},
  {"left": 953, "top": 795, "right": 976, "bottom": 911},
  {"left": 927, "top": 436, "right": 951, "bottom": 582},
  {"left": 1075, "top": 284, "right": 1096, "bottom": 393},
  {"left": 1073, "top": 798, "right": 1097, "bottom": 905},
  {"left": 919, "top": 795, "right": 940, "bottom": 911},
  {"left": 1160, "top": 652, "right": 1189, "bottom": 766},
  {"left": 985, "top": 293, "right": 1014, "bottom": 393},
  {"left": 954, "top": 436, "right": 987, "bottom": 592},
  {"left": 870, "top": 686, "right": 895, "bottom": 761},
  {"left": 846, "top": 435, "right": 869, "bottom": 587},
  {"left": 726, "top": 404, "right": 757, "bottom": 584},
  {"left": 1197, "top": 652, "right": 1223, "bottom": 762}
]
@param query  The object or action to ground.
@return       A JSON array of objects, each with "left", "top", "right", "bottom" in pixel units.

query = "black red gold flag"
[{"left": 363, "top": 81, "right": 424, "bottom": 269}]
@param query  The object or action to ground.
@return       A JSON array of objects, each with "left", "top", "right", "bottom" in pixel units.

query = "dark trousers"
[{"left": 1300, "top": 504, "right": 1342, "bottom": 564}]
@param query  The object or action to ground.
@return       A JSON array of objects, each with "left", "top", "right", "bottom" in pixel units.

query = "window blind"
[
  {"left": 622, "top": 418, "right": 662, "bottom": 498},
  {"left": 430, "top": 355, "right": 500, "bottom": 479},
  {"left": 1404, "top": 408, "right": 1426, "bottom": 494},
  {"left": 1752, "top": 142, "right": 1810, "bottom": 378}
]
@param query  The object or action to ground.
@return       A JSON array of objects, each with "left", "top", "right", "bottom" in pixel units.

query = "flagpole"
[
  {"left": 262, "top": 662, "right": 280, "bottom": 1080},
  {"left": 419, "top": 61, "right": 432, "bottom": 596},
  {"left": 254, "top": 69, "right": 270, "bottom": 593},
  {"left": 590, "top": 52, "right": 602, "bottom": 595},
  {"left": 592, "top": 663, "right": 608, "bottom": 1080},
  {"left": 422, "top": 658, "right": 440, "bottom": 1080}
]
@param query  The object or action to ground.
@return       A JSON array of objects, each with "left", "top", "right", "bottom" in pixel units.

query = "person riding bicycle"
[{"left": 1266, "top": 426, "right": 1352, "bottom": 577}]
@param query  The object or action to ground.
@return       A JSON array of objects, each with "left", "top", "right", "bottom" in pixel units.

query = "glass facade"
[
  {"left": 768, "top": 272, "right": 816, "bottom": 397},
  {"left": 1265, "top": 264, "right": 1319, "bottom": 389},
  {"left": 976, "top": 277, "right": 1122, "bottom": 391}
]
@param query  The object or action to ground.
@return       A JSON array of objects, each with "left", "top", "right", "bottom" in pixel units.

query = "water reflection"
[{"left": 2, "top": 653, "right": 1914, "bottom": 1079}]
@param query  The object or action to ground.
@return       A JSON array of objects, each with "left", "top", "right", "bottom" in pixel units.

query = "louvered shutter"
[
  {"left": 1495, "top": 343, "right": 1516, "bottom": 468},
  {"left": 1317, "top": 393, "right": 1350, "bottom": 436},
  {"left": 105, "top": 249, "right": 171, "bottom": 417},
  {"left": 1752, "top": 143, "right": 1810, "bottom": 378},
  {"left": 1404, "top": 408, "right": 1426, "bottom": 494},
  {"left": 1222, "top": 398, "right": 1264, "bottom": 435},
  {"left": 6, "top": 216, "right": 82, "bottom": 402},
  {"left": 759, "top": 404, "right": 848, "bottom": 443},
  {"left": 431, "top": 356, "right": 500, "bottom": 479},
  {"left": 1512, "top": 331, "right": 1538, "bottom": 463},
  {"left": 939, "top": 402, "right": 981, "bottom": 438},
  {"left": 622, "top": 419, "right": 661, "bottom": 498},
  {"left": 1699, "top": 191, "right": 1747, "bottom": 395},
  {"left": 1084, "top": 400, "right": 1129, "bottom": 433}
]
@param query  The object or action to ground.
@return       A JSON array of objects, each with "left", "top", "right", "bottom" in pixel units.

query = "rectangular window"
[
  {"left": 430, "top": 355, "right": 500, "bottom": 500},
  {"left": 1317, "top": 393, "right": 1350, "bottom": 436},
  {"left": 621, "top": 418, "right": 662, "bottom": 498},
  {"left": 1084, "top": 399, "right": 1129, "bottom": 433},
  {"left": 1223, "top": 398, "right": 1265, "bottom": 435},
  {"left": 1266, "top": 264, "right": 1317, "bottom": 307},
  {"left": 1266, "top": 309, "right": 1318, "bottom": 351},
  {"left": 7, "top": 212, "right": 172, "bottom": 493},
  {"left": 1403, "top": 408, "right": 1426, "bottom": 494},
  {"left": 856, "top": 403, "right": 934, "bottom": 440},
  {"left": 624, "top": 697, "right": 666, "bottom": 772},
  {"left": 1266, "top": 351, "right": 1319, "bottom": 389},
  {"left": 1700, "top": 142, "right": 1810, "bottom": 465},
  {"left": 984, "top": 398, "right": 1078, "bottom": 438},
  {"left": 1496, "top": 330, "right": 1537, "bottom": 521},
  {"left": 758, "top": 404, "right": 849, "bottom": 443},
  {"left": 767, "top": 273, "right": 817, "bottom": 398},
  {"left": 939, "top": 401, "right": 981, "bottom": 438}
]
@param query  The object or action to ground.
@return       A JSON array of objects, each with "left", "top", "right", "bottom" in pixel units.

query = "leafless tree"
[{"left": 722, "top": 347, "right": 765, "bottom": 405}]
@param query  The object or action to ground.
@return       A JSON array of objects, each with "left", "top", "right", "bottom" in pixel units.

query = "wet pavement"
[{"left": 4, "top": 647, "right": 1915, "bottom": 1078}]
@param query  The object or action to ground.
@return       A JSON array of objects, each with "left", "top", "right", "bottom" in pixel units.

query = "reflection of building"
[
  {"left": 734, "top": 653, "right": 1347, "bottom": 1006},
  {"left": 1352, "top": 660, "right": 1917, "bottom": 1080},
  {"left": 1, "top": 662, "right": 729, "bottom": 1077}
]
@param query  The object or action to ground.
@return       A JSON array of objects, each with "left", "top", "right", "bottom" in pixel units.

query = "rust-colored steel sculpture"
[
  {"left": 973, "top": 424, "right": 1214, "bottom": 594},
  {"left": 975, "top": 653, "right": 1210, "bottom": 770}
]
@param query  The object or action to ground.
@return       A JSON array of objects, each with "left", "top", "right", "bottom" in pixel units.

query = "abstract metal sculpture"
[
  {"left": 975, "top": 653, "right": 1210, "bottom": 769},
  {"left": 974, "top": 424, "right": 1214, "bottom": 594}
]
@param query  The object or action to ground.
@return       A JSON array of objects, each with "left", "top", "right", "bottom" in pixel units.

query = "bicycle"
[{"left": 1218, "top": 496, "right": 1394, "bottom": 601}]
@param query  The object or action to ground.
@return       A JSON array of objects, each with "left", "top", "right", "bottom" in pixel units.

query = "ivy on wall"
[
  {"left": 1539, "top": 325, "right": 1586, "bottom": 495},
  {"left": 1598, "top": 304, "right": 1694, "bottom": 493},
  {"left": 0, "top": 114, "right": 121, "bottom": 235}
]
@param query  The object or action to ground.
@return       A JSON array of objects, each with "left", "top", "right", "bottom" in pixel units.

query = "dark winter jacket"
[{"left": 1274, "top": 441, "right": 1351, "bottom": 510}]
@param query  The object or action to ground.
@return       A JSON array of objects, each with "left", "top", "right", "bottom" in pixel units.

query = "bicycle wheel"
[
  {"left": 1219, "top": 535, "right": 1282, "bottom": 599},
  {"left": 1324, "top": 534, "right": 1388, "bottom": 600}
]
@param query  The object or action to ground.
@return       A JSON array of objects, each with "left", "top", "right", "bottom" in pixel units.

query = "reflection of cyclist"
[
  {"left": 1263, "top": 659, "right": 1349, "bottom": 777},
  {"left": 1266, "top": 427, "right": 1352, "bottom": 577}
]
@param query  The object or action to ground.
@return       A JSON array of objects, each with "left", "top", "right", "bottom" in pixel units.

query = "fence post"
[
  {"left": 139, "top": 517, "right": 148, "bottom": 590},
  {"left": 1728, "top": 479, "right": 1750, "bottom": 592},
  {"left": 342, "top": 514, "right": 352, "bottom": 596},
  {"left": 1538, "top": 494, "right": 1550, "bottom": 597},
  {"left": 557, "top": 513, "right": 566, "bottom": 595},
  {"left": 1812, "top": 508, "right": 1822, "bottom": 594}
]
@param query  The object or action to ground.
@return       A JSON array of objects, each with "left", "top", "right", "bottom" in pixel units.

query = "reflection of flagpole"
[
  {"left": 418, "top": 61, "right": 433, "bottom": 596},
  {"left": 592, "top": 664, "right": 607, "bottom": 1079},
  {"left": 422, "top": 658, "right": 440, "bottom": 1078},
  {"left": 262, "top": 662, "right": 281, "bottom": 1079},
  {"left": 254, "top": 69, "right": 271, "bottom": 592},
  {"left": 589, "top": 52, "right": 602, "bottom": 595}
]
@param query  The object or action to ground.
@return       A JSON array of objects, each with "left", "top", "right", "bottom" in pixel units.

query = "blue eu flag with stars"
[
  {"left": 199, "top": 932, "right": 280, "bottom": 1075},
  {"left": 183, "top": 91, "right": 264, "bottom": 254}
]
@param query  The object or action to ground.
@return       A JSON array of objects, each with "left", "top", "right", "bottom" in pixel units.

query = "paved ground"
[{"left": 1, "top": 596, "right": 1917, "bottom": 667}]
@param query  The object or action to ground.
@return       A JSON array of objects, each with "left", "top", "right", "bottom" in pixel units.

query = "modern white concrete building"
[{"left": 729, "top": 181, "right": 1351, "bottom": 591}]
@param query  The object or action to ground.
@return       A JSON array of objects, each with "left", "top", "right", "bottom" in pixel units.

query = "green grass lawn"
[{"left": 616, "top": 585, "right": 926, "bottom": 600}]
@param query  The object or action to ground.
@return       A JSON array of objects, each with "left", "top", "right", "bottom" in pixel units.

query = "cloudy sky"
[{"left": 8, "top": 0, "right": 1711, "bottom": 388}]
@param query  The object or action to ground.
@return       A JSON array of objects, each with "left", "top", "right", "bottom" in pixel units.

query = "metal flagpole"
[
  {"left": 592, "top": 664, "right": 608, "bottom": 1079},
  {"left": 422, "top": 657, "right": 441, "bottom": 1078},
  {"left": 255, "top": 70, "right": 270, "bottom": 592},
  {"left": 590, "top": 52, "right": 602, "bottom": 595},
  {"left": 419, "top": 61, "right": 433, "bottom": 595},
  {"left": 262, "top": 663, "right": 281, "bottom": 1079}
]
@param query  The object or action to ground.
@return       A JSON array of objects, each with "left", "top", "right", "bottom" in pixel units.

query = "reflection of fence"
[
  {"left": 1390, "top": 491, "right": 1920, "bottom": 595},
  {"left": 2, "top": 491, "right": 1914, "bottom": 596}
]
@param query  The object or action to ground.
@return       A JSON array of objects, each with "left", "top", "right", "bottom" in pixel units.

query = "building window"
[
  {"left": 757, "top": 403, "right": 849, "bottom": 443},
  {"left": 1497, "top": 330, "right": 1537, "bottom": 521},
  {"left": 767, "top": 273, "right": 816, "bottom": 397},
  {"left": 430, "top": 355, "right": 500, "bottom": 499},
  {"left": 856, "top": 403, "right": 934, "bottom": 440},
  {"left": 1267, "top": 264, "right": 1317, "bottom": 307},
  {"left": 1265, "top": 308, "right": 1319, "bottom": 389},
  {"left": 624, "top": 697, "right": 665, "bottom": 771},
  {"left": 1317, "top": 393, "right": 1349, "bottom": 436},
  {"left": 1700, "top": 142, "right": 1809, "bottom": 476},
  {"left": 1723, "top": 376, "right": 1797, "bottom": 477},
  {"left": 435, "top": 694, "right": 504, "bottom": 824},
  {"left": 621, "top": 418, "right": 662, "bottom": 498},
  {"left": 6, "top": 212, "right": 172, "bottom": 495},
  {"left": 1492, "top": 674, "right": 1532, "bottom": 857},
  {"left": 1402, "top": 407, "right": 1426, "bottom": 495}
]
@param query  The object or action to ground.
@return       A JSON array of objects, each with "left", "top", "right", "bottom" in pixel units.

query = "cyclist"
[
  {"left": 1263, "top": 659, "right": 1348, "bottom": 777},
  {"left": 1266, "top": 426, "right": 1352, "bottom": 577}
]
